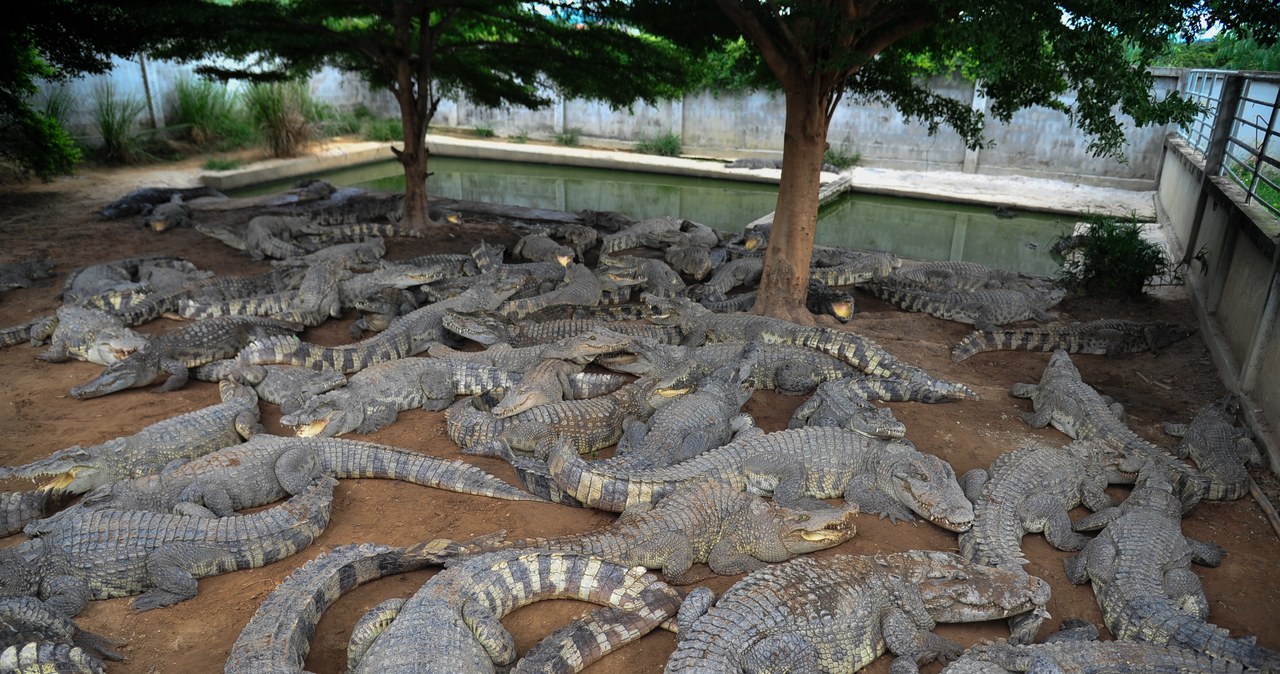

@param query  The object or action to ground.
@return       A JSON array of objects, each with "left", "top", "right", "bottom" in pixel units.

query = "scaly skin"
[
  {"left": 237, "top": 364, "right": 347, "bottom": 416},
  {"left": 604, "top": 339, "right": 862, "bottom": 397},
  {"left": 0, "top": 490, "right": 74, "bottom": 538},
  {"left": 235, "top": 275, "right": 521, "bottom": 374},
  {"left": 70, "top": 315, "right": 302, "bottom": 398},
  {"left": 0, "top": 597, "right": 122, "bottom": 664},
  {"left": 1163, "top": 394, "right": 1261, "bottom": 501},
  {"left": 428, "top": 327, "right": 633, "bottom": 371},
  {"left": 443, "top": 480, "right": 856, "bottom": 584},
  {"left": 98, "top": 186, "right": 221, "bottom": 219},
  {"left": 0, "top": 259, "right": 56, "bottom": 291},
  {"left": 65, "top": 434, "right": 542, "bottom": 518},
  {"left": 951, "top": 319, "right": 1195, "bottom": 362},
  {"left": 513, "top": 233, "right": 574, "bottom": 263},
  {"left": 442, "top": 309, "right": 685, "bottom": 348},
  {"left": 547, "top": 427, "right": 976, "bottom": 532},
  {"left": 0, "top": 318, "right": 44, "bottom": 347},
  {"left": 864, "top": 282, "right": 1067, "bottom": 332},
  {"left": 957, "top": 441, "right": 1114, "bottom": 572},
  {"left": 0, "top": 477, "right": 336, "bottom": 614},
  {"left": 0, "top": 642, "right": 105, "bottom": 674},
  {"left": 788, "top": 378, "right": 908, "bottom": 439},
  {"left": 667, "top": 550, "right": 1052, "bottom": 673},
  {"left": 1063, "top": 469, "right": 1280, "bottom": 671},
  {"left": 489, "top": 358, "right": 626, "bottom": 419},
  {"left": 1010, "top": 349, "right": 1207, "bottom": 511},
  {"left": 599, "top": 216, "right": 687, "bottom": 254},
  {"left": 347, "top": 550, "right": 682, "bottom": 674},
  {"left": 29, "top": 306, "right": 148, "bottom": 365},
  {"left": 808, "top": 247, "right": 900, "bottom": 285},
  {"left": 498, "top": 263, "right": 602, "bottom": 319},
  {"left": 887, "top": 260, "right": 1055, "bottom": 293},
  {"left": 941, "top": 639, "right": 1249, "bottom": 673},
  {"left": 177, "top": 260, "right": 349, "bottom": 325},
  {"left": 598, "top": 254, "right": 688, "bottom": 298}
]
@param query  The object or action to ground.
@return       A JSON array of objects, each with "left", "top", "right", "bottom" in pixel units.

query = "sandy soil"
[{"left": 0, "top": 155, "right": 1278, "bottom": 674}]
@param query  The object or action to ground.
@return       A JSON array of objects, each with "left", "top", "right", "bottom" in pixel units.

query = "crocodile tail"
[
  {"left": 0, "top": 642, "right": 106, "bottom": 674},
  {"left": 546, "top": 438, "right": 650, "bottom": 512},
  {"left": 1112, "top": 593, "right": 1280, "bottom": 670},
  {"left": 316, "top": 438, "right": 545, "bottom": 501},
  {"left": 0, "top": 319, "right": 39, "bottom": 347},
  {"left": 952, "top": 331, "right": 1007, "bottom": 361},
  {"left": 513, "top": 583, "right": 683, "bottom": 674},
  {"left": 0, "top": 489, "right": 72, "bottom": 537},
  {"left": 237, "top": 334, "right": 305, "bottom": 368}
]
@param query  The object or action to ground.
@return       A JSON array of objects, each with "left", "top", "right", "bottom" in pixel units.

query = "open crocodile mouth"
[
  {"left": 830, "top": 301, "right": 854, "bottom": 321},
  {"left": 294, "top": 419, "right": 330, "bottom": 438},
  {"left": 555, "top": 254, "right": 573, "bottom": 267},
  {"left": 799, "top": 529, "right": 849, "bottom": 542},
  {"left": 40, "top": 471, "right": 77, "bottom": 491},
  {"left": 655, "top": 386, "right": 691, "bottom": 398},
  {"left": 924, "top": 511, "right": 973, "bottom": 532}
]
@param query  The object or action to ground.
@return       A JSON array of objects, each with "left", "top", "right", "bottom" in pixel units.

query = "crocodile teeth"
[
  {"left": 41, "top": 471, "right": 77, "bottom": 490},
  {"left": 831, "top": 301, "right": 854, "bottom": 321},
  {"left": 295, "top": 421, "right": 328, "bottom": 438},
  {"left": 656, "top": 387, "right": 691, "bottom": 398}
]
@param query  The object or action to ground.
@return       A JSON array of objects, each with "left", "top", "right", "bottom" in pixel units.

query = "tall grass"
[
  {"left": 243, "top": 81, "right": 315, "bottom": 157},
  {"left": 93, "top": 80, "right": 146, "bottom": 164},
  {"left": 635, "top": 132, "right": 682, "bottom": 157},
  {"left": 40, "top": 84, "right": 75, "bottom": 128},
  {"left": 172, "top": 78, "right": 255, "bottom": 149}
]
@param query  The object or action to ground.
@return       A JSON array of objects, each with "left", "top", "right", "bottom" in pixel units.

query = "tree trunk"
[
  {"left": 753, "top": 82, "right": 830, "bottom": 323},
  {"left": 394, "top": 92, "right": 439, "bottom": 232}
]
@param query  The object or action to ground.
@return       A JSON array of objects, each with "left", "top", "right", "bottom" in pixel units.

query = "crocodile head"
[
  {"left": 553, "top": 328, "right": 633, "bottom": 364},
  {"left": 69, "top": 351, "right": 159, "bottom": 399},
  {"left": 282, "top": 399, "right": 357, "bottom": 438},
  {"left": 0, "top": 442, "right": 118, "bottom": 493},
  {"left": 750, "top": 500, "right": 858, "bottom": 560},
  {"left": 84, "top": 329, "right": 150, "bottom": 366},
  {"left": 1148, "top": 321, "right": 1196, "bottom": 350},
  {"left": 910, "top": 550, "right": 1051, "bottom": 626},
  {"left": 441, "top": 310, "right": 510, "bottom": 346},
  {"left": 882, "top": 443, "right": 974, "bottom": 532}
]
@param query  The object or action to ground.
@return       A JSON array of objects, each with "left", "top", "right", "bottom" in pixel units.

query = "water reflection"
[{"left": 238, "top": 157, "right": 1073, "bottom": 276}]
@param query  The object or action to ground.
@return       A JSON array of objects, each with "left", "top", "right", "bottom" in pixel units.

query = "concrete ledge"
[{"left": 200, "top": 141, "right": 398, "bottom": 191}]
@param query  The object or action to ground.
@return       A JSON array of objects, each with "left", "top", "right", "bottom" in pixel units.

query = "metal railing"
[{"left": 1180, "top": 70, "right": 1280, "bottom": 220}]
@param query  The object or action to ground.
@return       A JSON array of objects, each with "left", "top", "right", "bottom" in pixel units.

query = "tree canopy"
[
  {"left": 617, "top": 0, "right": 1280, "bottom": 321},
  {"left": 152, "top": 0, "right": 695, "bottom": 229}
]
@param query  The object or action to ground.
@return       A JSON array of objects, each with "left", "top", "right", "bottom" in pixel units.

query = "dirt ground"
[{"left": 1, "top": 155, "right": 1278, "bottom": 674}]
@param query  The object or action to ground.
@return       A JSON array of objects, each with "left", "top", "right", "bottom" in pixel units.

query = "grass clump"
[
  {"left": 824, "top": 147, "right": 861, "bottom": 170},
  {"left": 555, "top": 128, "right": 581, "bottom": 146},
  {"left": 635, "top": 132, "right": 682, "bottom": 157},
  {"left": 202, "top": 156, "right": 246, "bottom": 171},
  {"left": 242, "top": 81, "right": 316, "bottom": 158},
  {"left": 1054, "top": 214, "right": 1177, "bottom": 299},
  {"left": 93, "top": 80, "right": 147, "bottom": 164},
  {"left": 172, "top": 78, "right": 254, "bottom": 150},
  {"left": 511, "top": 129, "right": 529, "bottom": 144},
  {"left": 362, "top": 117, "right": 403, "bottom": 142},
  {"left": 473, "top": 125, "right": 496, "bottom": 138}
]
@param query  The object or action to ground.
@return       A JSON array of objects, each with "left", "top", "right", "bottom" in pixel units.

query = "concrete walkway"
[{"left": 200, "top": 133, "right": 1156, "bottom": 220}]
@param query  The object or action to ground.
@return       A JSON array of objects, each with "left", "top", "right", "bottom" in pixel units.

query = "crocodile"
[
  {"left": 0, "top": 641, "right": 106, "bottom": 674},
  {"left": 1163, "top": 394, "right": 1261, "bottom": 501},
  {"left": 344, "top": 550, "right": 682, "bottom": 674},
  {"left": 271, "top": 238, "right": 387, "bottom": 270},
  {"left": 28, "top": 306, "right": 148, "bottom": 365},
  {"left": 951, "top": 319, "right": 1196, "bottom": 362},
  {"left": 808, "top": 247, "right": 901, "bottom": 286},
  {"left": 0, "top": 318, "right": 45, "bottom": 348},
  {"left": 0, "top": 260, "right": 56, "bottom": 291},
  {"left": 956, "top": 441, "right": 1114, "bottom": 573},
  {"left": 547, "top": 427, "right": 976, "bottom": 531},
  {"left": 0, "top": 476, "right": 336, "bottom": 614},
  {"left": 888, "top": 260, "right": 1057, "bottom": 293},
  {"left": 176, "top": 260, "right": 349, "bottom": 325},
  {"left": 610, "top": 357, "right": 756, "bottom": 470},
  {"left": 666, "top": 550, "right": 1052, "bottom": 673},
  {"left": 578, "top": 209, "right": 635, "bottom": 233},
  {"left": 695, "top": 256, "right": 763, "bottom": 302},
  {"left": 64, "top": 434, "right": 543, "bottom": 520},
  {"left": 602, "top": 338, "right": 862, "bottom": 396},
  {"left": 0, "top": 379, "right": 261, "bottom": 534},
  {"left": 1063, "top": 468, "right": 1280, "bottom": 671},
  {"left": 940, "top": 638, "right": 1251, "bottom": 673},
  {"left": 98, "top": 186, "right": 223, "bottom": 219},
  {"left": 142, "top": 197, "right": 192, "bottom": 232},
  {"left": 864, "top": 282, "right": 1067, "bottom": 332},
  {"left": 470, "top": 241, "right": 571, "bottom": 285},
  {"left": 596, "top": 254, "right": 687, "bottom": 299},
  {"left": 435, "top": 480, "right": 856, "bottom": 584},
  {"left": 59, "top": 255, "right": 199, "bottom": 305},
  {"left": 513, "top": 233, "right": 575, "bottom": 264},
  {"left": 349, "top": 287, "right": 415, "bottom": 337},
  {"left": 226, "top": 543, "right": 447, "bottom": 674},
  {"left": 241, "top": 215, "right": 329, "bottom": 260},
  {"left": 461, "top": 437, "right": 586, "bottom": 507},
  {"left": 497, "top": 262, "right": 602, "bottom": 319},
  {"left": 787, "top": 378, "right": 908, "bottom": 439},
  {"left": 0, "top": 597, "right": 122, "bottom": 665},
  {"left": 806, "top": 278, "right": 857, "bottom": 321},
  {"left": 489, "top": 358, "right": 627, "bottom": 419},
  {"left": 278, "top": 358, "right": 523, "bottom": 437},
  {"left": 234, "top": 275, "right": 521, "bottom": 374},
  {"left": 599, "top": 215, "right": 694, "bottom": 254},
  {"left": 445, "top": 376, "right": 664, "bottom": 455},
  {"left": 70, "top": 315, "right": 303, "bottom": 398},
  {"left": 663, "top": 241, "right": 716, "bottom": 280},
  {"left": 644, "top": 293, "right": 979, "bottom": 400},
  {"left": 442, "top": 309, "right": 684, "bottom": 348},
  {"left": 234, "top": 364, "right": 348, "bottom": 416},
  {"left": 1010, "top": 349, "right": 1207, "bottom": 511},
  {"left": 428, "top": 326, "right": 634, "bottom": 372},
  {"left": 302, "top": 192, "right": 405, "bottom": 225}
]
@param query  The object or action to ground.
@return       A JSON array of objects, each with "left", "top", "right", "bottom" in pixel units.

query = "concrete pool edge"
[{"left": 199, "top": 134, "right": 1157, "bottom": 220}]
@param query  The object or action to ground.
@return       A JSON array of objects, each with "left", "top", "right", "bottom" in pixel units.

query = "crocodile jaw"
[
  {"left": 294, "top": 419, "right": 331, "bottom": 438},
  {"left": 782, "top": 505, "right": 859, "bottom": 552},
  {"left": 830, "top": 301, "right": 854, "bottom": 322}
]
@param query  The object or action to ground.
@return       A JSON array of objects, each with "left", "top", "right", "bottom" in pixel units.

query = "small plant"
[
  {"left": 93, "top": 80, "right": 147, "bottom": 164},
  {"left": 473, "top": 125, "right": 496, "bottom": 138},
  {"left": 242, "top": 81, "right": 315, "bottom": 158},
  {"left": 362, "top": 117, "right": 403, "bottom": 142},
  {"left": 555, "top": 127, "right": 581, "bottom": 146},
  {"left": 511, "top": 129, "right": 529, "bottom": 144},
  {"left": 824, "top": 147, "right": 861, "bottom": 170},
  {"left": 202, "top": 156, "right": 246, "bottom": 171},
  {"left": 1054, "top": 214, "right": 1177, "bottom": 298},
  {"left": 40, "top": 84, "right": 75, "bottom": 128},
  {"left": 635, "top": 132, "right": 682, "bottom": 157},
  {"left": 172, "top": 78, "right": 250, "bottom": 148}
]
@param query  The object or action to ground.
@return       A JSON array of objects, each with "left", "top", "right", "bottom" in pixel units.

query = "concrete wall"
[
  {"left": 49, "top": 58, "right": 1178, "bottom": 190},
  {"left": 1156, "top": 134, "right": 1280, "bottom": 467}
]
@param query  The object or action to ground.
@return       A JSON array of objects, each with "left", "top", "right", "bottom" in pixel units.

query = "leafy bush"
[
  {"left": 243, "top": 81, "right": 315, "bottom": 157},
  {"left": 362, "top": 117, "right": 403, "bottom": 142},
  {"left": 824, "top": 148, "right": 861, "bottom": 170},
  {"left": 93, "top": 80, "right": 147, "bottom": 164},
  {"left": 473, "top": 125, "right": 496, "bottom": 138},
  {"left": 635, "top": 132, "right": 682, "bottom": 157},
  {"left": 172, "top": 78, "right": 251, "bottom": 148},
  {"left": 1055, "top": 215, "right": 1175, "bottom": 298},
  {"left": 555, "top": 128, "right": 581, "bottom": 146},
  {"left": 310, "top": 102, "right": 363, "bottom": 137}
]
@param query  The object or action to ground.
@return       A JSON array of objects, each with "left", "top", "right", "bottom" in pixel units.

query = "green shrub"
[
  {"left": 363, "top": 117, "right": 403, "bottom": 142},
  {"left": 635, "top": 132, "right": 682, "bottom": 157},
  {"left": 40, "top": 85, "right": 75, "bottom": 128},
  {"left": 824, "top": 147, "right": 861, "bottom": 170},
  {"left": 555, "top": 128, "right": 581, "bottom": 146},
  {"left": 311, "top": 102, "right": 363, "bottom": 137},
  {"left": 511, "top": 129, "right": 529, "bottom": 144},
  {"left": 242, "top": 81, "right": 315, "bottom": 158},
  {"left": 93, "top": 80, "right": 147, "bottom": 164},
  {"left": 173, "top": 78, "right": 250, "bottom": 148},
  {"left": 473, "top": 125, "right": 496, "bottom": 138},
  {"left": 202, "top": 156, "right": 245, "bottom": 171},
  {"left": 1055, "top": 215, "right": 1175, "bottom": 298}
]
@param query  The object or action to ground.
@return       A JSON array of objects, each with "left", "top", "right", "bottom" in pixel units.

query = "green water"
[{"left": 239, "top": 157, "right": 1074, "bottom": 276}]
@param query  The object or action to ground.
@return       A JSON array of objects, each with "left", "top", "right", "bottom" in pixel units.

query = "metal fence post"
[{"left": 1183, "top": 74, "right": 1245, "bottom": 264}]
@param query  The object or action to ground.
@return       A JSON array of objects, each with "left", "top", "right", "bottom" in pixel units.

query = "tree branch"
[{"left": 709, "top": 0, "right": 797, "bottom": 82}]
